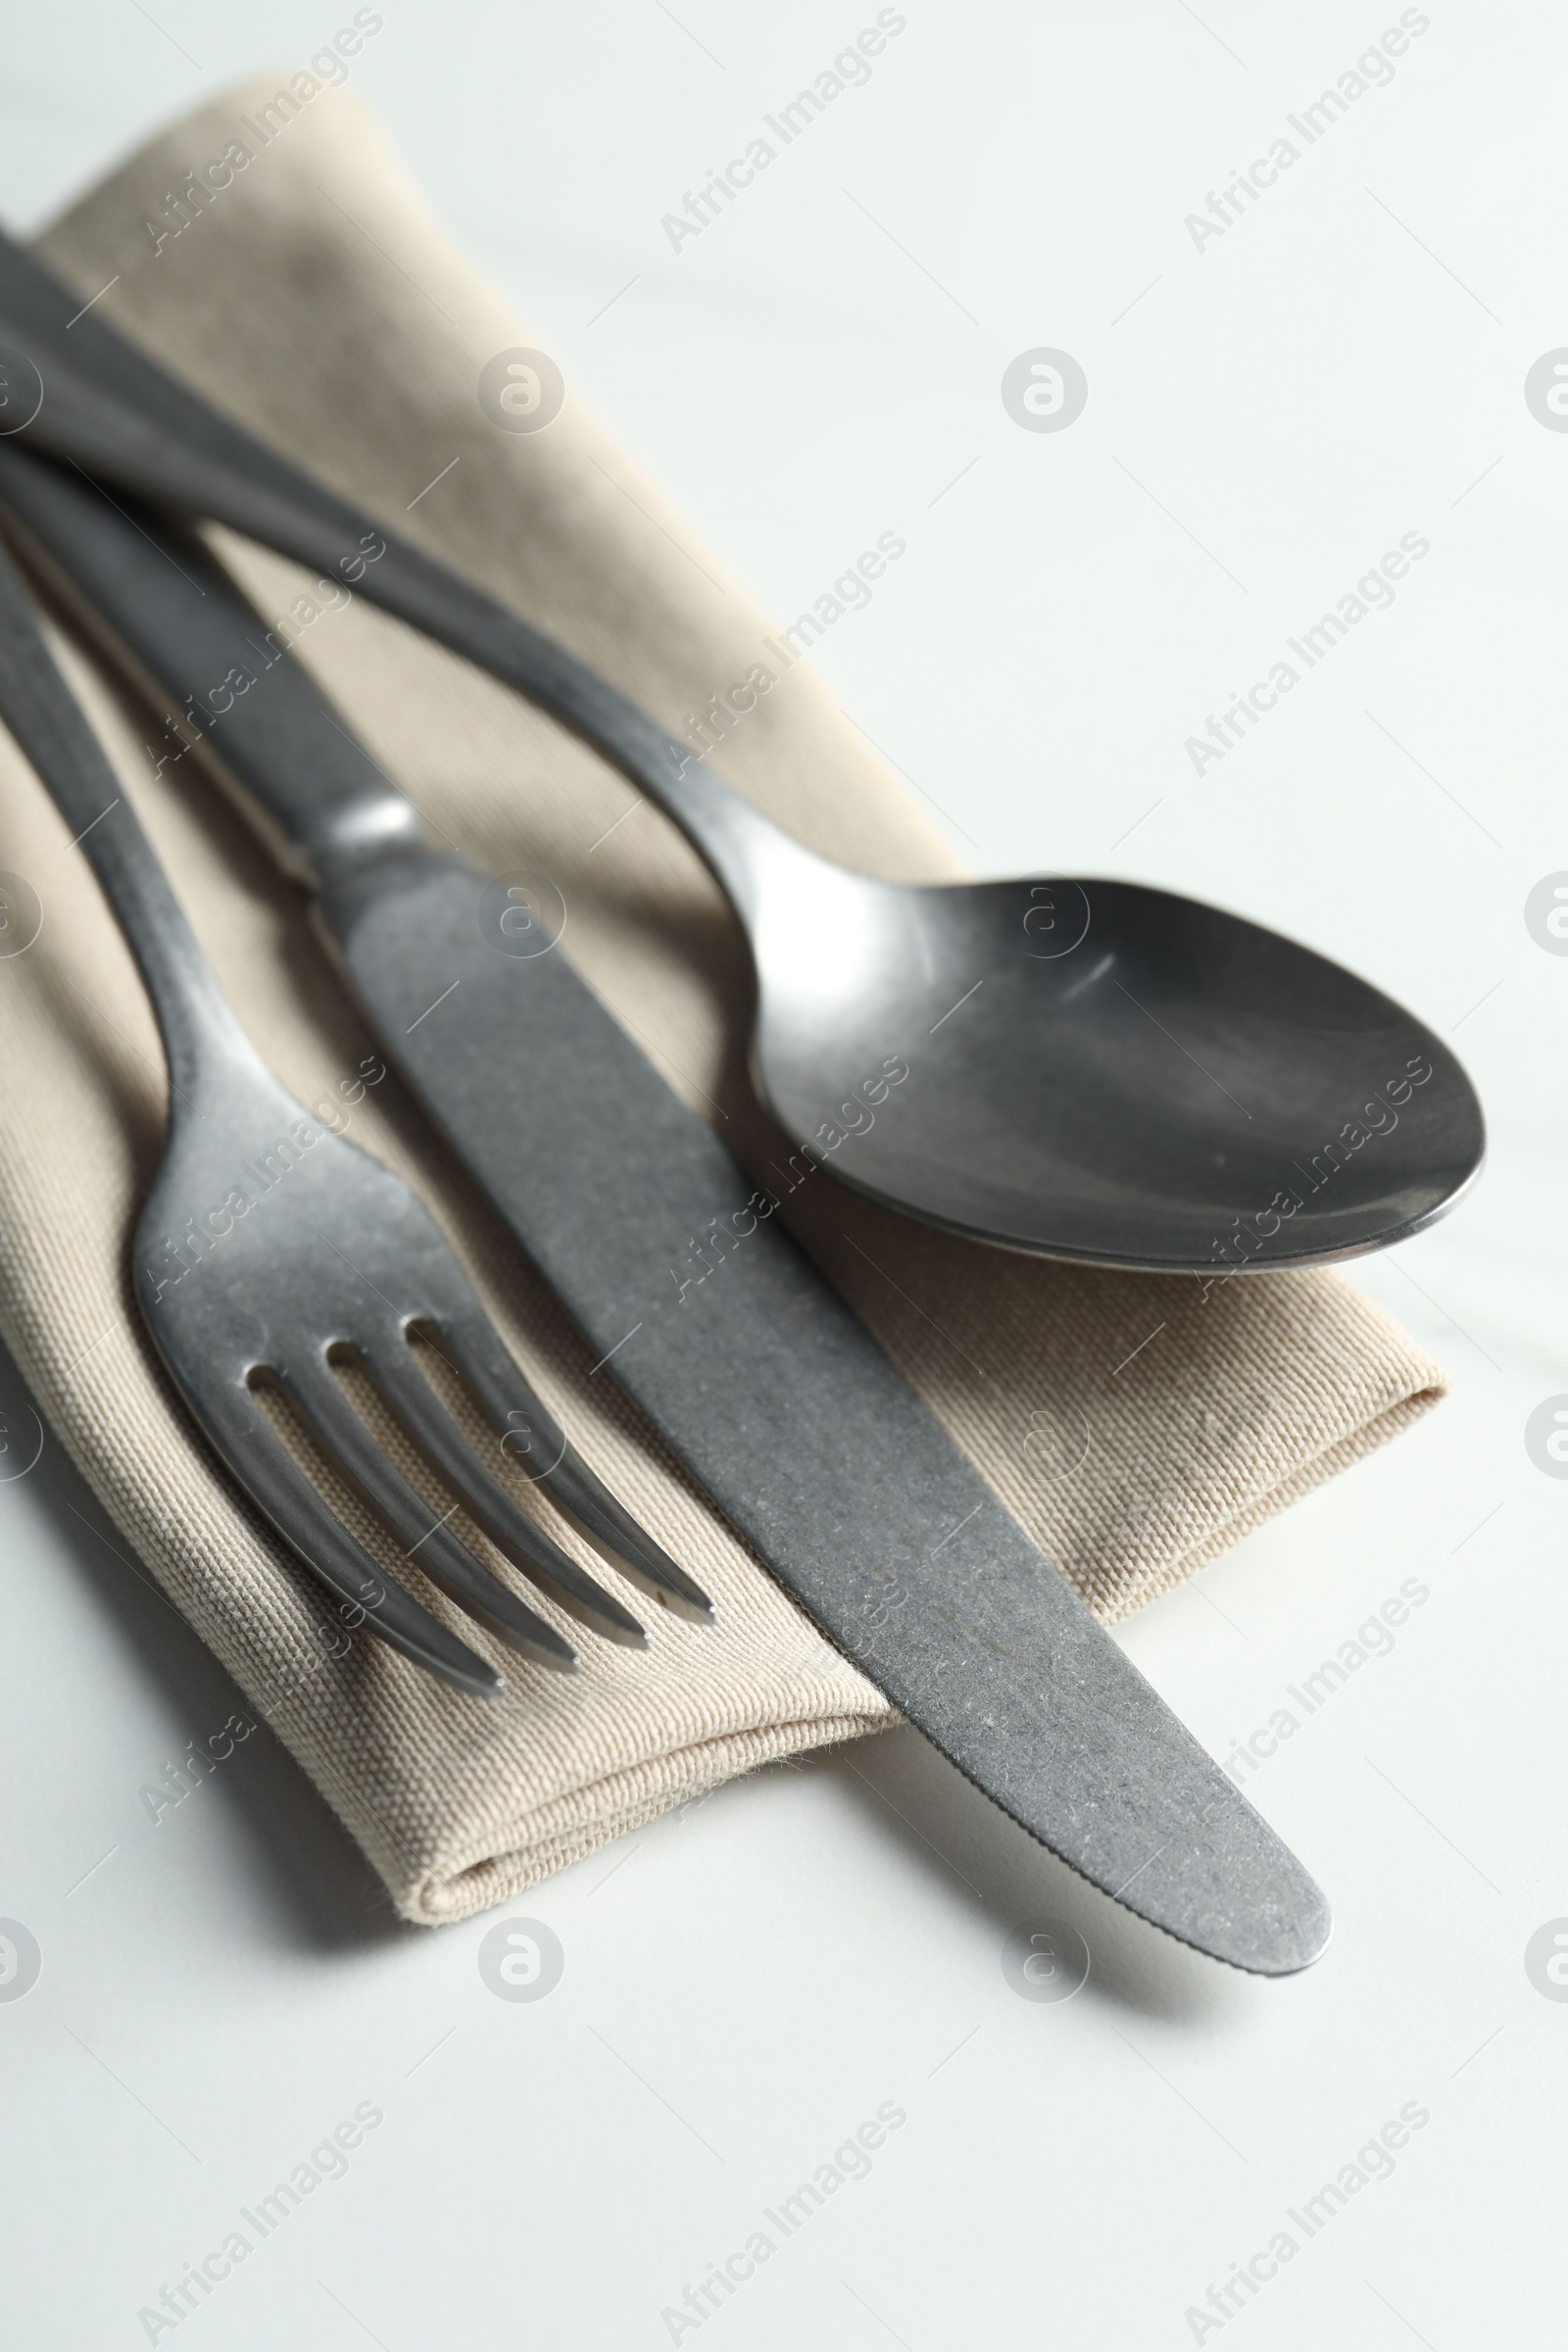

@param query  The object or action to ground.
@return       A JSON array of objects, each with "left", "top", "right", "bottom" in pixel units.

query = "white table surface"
[{"left": 2, "top": 4, "right": 1563, "bottom": 2345}]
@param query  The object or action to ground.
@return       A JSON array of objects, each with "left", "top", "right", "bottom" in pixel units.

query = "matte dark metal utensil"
[
  {"left": 0, "top": 530, "right": 712, "bottom": 1698},
  {"left": 0, "top": 440, "right": 1332, "bottom": 1974},
  {"left": 0, "top": 232, "right": 1483, "bottom": 1273}
]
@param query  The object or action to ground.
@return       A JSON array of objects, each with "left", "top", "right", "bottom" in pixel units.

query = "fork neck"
[
  {"left": 0, "top": 540, "right": 256, "bottom": 1112},
  {"left": 68, "top": 800, "right": 260, "bottom": 1113}
]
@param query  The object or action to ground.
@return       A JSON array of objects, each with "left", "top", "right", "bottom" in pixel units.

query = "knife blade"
[{"left": 0, "top": 416, "right": 1331, "bottom": 1976}]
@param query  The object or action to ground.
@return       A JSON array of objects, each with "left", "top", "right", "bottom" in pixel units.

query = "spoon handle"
[
  {"left": 0, "top": 534, "right": 248, "bottom": 1107},
  {"left": 0, "top": 239, "right": 784, "bottom": 919}
]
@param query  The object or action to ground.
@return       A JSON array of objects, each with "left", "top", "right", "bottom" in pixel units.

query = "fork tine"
[
  {"left": 227, "top": 1401, "right": 507, "bottom": 1698},
  {"left": 353, "top": 1326, "right": 656, "bottom": 1646},
  {"left": 428, "top": 1310, "right": 716, "bottom": 1623},
  {"left": 272, "top": 1357, "right": 582, "bottom": 1672}
]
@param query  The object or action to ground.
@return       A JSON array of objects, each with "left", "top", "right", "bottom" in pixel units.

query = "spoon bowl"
[{"left": 745, "top": 855, "right": 1483, "bottom": 1273}]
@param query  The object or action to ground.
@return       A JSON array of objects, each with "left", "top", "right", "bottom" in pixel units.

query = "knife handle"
[{"left": 0, "top": 439, "right": 425, "bottom": 890}]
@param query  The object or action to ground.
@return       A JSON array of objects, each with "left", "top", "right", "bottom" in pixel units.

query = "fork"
[{"left": 0, "top": 542, "right": 713, "bottom": 1696}]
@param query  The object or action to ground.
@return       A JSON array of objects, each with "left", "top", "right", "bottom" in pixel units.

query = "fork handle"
[{"left": 0, "top": 533, "right": 250, "bottom": 1106}]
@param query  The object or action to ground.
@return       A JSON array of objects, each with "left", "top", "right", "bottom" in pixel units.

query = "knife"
[{"left": 0, "top": 425, "right": 1330, "bottom": 1980}]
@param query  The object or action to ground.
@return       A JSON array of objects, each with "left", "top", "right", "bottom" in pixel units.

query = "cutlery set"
[{"left": 0, "top": 230, "right": 1485, "bottom": 1974}]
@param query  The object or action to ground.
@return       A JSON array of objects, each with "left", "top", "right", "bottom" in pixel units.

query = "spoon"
[{"left": 0, "top": 249, "right": 1483, "bottom": 1271}]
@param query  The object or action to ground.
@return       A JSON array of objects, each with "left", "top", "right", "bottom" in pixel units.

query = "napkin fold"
[{"left": 0, "top": 81, "right": 1445, "bottom": 1922}]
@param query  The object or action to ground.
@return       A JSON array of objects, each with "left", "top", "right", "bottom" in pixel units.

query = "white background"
[{"left": 1, "top": 3, "right": 1565, "bottom": 2345}]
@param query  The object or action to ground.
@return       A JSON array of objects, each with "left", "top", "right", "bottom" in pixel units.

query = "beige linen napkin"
[{"left": 0, "top": 82, "right": 1444, "bottom": 1923}]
